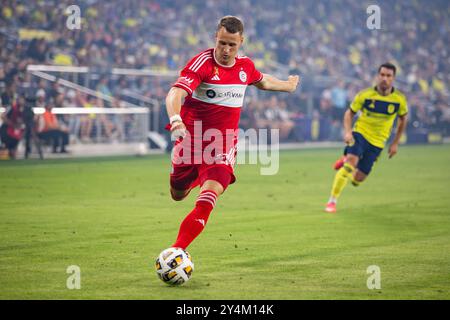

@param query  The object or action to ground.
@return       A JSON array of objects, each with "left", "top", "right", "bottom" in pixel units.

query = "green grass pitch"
[{"left": 0, "top": 145, "right": 449, "bottom": 299}]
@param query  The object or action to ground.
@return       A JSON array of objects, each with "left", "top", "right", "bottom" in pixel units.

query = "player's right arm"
[
  {"left": 343, "top": 90, "right": 364, "bottom": 145},
  {"left": 388, "top": 94, "right": 409, "bottom": 158},
  {"left": 166, "top": 50, "right": 209, "bottom": 140},
  {"left": 165, "top": 87, "right": 188, "bottom": 139},
  {"left": 343, "top": 109, "right": 356, "bottom": 145}
]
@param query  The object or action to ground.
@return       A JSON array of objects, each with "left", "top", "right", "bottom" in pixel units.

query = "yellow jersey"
[{"left": 350, "top": 87, "right": 408, "bottom": 148}]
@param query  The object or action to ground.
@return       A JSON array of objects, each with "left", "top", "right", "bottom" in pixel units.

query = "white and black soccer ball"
[{"left": 155, "top": 247, "right": 194, "bottom": 285}]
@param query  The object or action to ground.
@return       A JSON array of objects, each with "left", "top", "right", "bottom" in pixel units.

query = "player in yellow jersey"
[{"left": 325, "top": 63, "right": 408, "bottom": 213}]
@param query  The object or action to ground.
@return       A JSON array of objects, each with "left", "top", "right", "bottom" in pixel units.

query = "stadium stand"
[{"left": 0, "top": 0, "right": 448, "bottom": 158}]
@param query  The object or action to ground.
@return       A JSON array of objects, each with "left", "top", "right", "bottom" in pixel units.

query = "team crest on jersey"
[
  {"left": 239, "top": 70, "right": 247, "bottom": 83},
  {"left": 387, "top": 104, "right": 395, "bottom": 114}
]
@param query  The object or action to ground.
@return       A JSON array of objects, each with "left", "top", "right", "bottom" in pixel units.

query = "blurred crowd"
[{"left": 0, "top": 0, "right": 449, "bottom": 153}]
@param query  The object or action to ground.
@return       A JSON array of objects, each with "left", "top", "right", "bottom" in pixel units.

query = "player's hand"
[
  {"left": 170, "top": 121, "right": 187, "bottom": 141},
  {"left": 287, "top": 75, "right": 300, "bottom": 92},
  {"left": 344, "top": 131, "right": 354, "bottom": 145},
  {"left": 388, "top": 143, "right": 398, "bottom": 159}
]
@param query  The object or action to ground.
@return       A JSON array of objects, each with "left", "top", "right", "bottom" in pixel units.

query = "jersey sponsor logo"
[
  {"left": 192, "top": 83, "right": 247, "bottom": 108},
  {"left": 239, "top": 70, "right": 247, "bottom": 83},
  {"left": 219, "top": 91, "right": 244, "bottom": 98},
  {"left": 206, "top": 89, "right": 216, "bottom": 98},
  {"left": 363, "top": 99, "right": 400, "bottom": 116}
]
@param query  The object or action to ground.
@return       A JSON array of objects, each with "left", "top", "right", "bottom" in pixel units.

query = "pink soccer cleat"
[
  {"left": 325, "top": 202, "right": 337, "bottom": 213},
  {"left": 333, "top": 155, "right": 347, "bottom": 170}
]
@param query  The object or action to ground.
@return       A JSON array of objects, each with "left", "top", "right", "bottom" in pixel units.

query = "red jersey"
[
  {"left": 171, "top": 48, "right": 263, "bottom": 169},
  {"left": 173, "top": 48, "right": 263, "bottom": 134}
]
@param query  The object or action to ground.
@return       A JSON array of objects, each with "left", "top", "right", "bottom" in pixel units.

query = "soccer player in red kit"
[{"left": 165, "top": 16, "right": 299, "bottom": 250}]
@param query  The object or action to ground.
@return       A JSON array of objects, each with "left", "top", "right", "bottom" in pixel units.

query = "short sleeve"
[
  {"left": 172, "top": 52, "right": 211, "bottom": 95},
  {"left": 398, "top": 96, "right": 408, "bottom": 116},
  {"left": 248, "top": 60, "right": 263, "bottom": 85},
  {"left": 173, "top": 68, "right": 203, "bottom": 95},
  {"left": 350, "top": 91, "right": 364, "bottom": 113}
]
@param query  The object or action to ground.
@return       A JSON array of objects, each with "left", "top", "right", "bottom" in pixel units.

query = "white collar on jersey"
[{"left": 213, "top": 48, "right": 236, "bottom": 68}]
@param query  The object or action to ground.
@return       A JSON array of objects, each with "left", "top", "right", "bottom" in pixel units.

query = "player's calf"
[{"left": 172, "top": 189, "right": 218, "bottom": 249}]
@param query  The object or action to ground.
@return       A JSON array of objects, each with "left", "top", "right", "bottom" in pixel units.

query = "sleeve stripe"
[
  {"left": 189, "top": 52, "right": 209, "bottom": 70},
  {"left": 192, "top": 56, "right": 211, "bottom": 72},
  {"left": 173, "top": 82, "right": 193, "bottom": 94},
  {"left": 189, "top": 52, "right": 211, "bottom": 71}
]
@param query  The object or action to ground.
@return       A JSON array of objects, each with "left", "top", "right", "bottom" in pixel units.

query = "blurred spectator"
[
  {"left": 330, "top": 81, "right": 348, "bottom": 121},
  {"left": 79, "top": 94, "right": 95, "bottom": 142},
  {"left": 95, "top": 97, "right": 116, "bottom": 140},
  {"left": 96, "top": 75, "right": 112, "bottom": 99},
  {"left": 35, "top": 88, "right": 46, "bottom": 108},
  {"left": 267, "top": 96, "right": 295, "bottom": 141},
  {"left": 1, "top": 81, "right": 17, "bottom": 107},
  {"left": 37, "top": 100, "right": 69, "bottom": 153},
  {"left": 0, "top": 95, "right": 25, "bottom": 158}
]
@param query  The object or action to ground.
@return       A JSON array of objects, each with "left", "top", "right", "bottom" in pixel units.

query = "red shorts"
[
  {"left": 170, "top": 163, "right": 236, "bottom": 191},
  {"left": 169, "top": 127, "right": 238, "bottom": 191}
]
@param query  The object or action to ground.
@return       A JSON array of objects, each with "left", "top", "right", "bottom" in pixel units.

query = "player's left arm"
[
  {"left": 388, "top": 114, "right": 408, "bottom": 159},
  {"left": 253, "top": 74, "right": 300, "bottom": 93}
]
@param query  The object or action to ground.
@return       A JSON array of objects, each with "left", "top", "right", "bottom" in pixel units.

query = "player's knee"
[
  {"left": 341, "top": 162, "right": 355, "bottom": 177},
  {"left": 351, "top": 173, "right": 366, "bottom": 186},
  {"left": 171, "top": 195, "right": 185, "bottom": 201},
  {"left": 170, "top": 188, "right": 189, "bottom": 201},
  {"left": 201, "top": 167, "right": 232, "bottom": 193},
  {"left": 351, "top": 180, "right": 361, "bottom": 187},
  {"left": 345, "top": 155, "right": 359, "bottom": 169}
]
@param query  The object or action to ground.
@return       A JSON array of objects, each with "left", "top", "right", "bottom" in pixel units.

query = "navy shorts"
[{"left": 344, "top": 132, "right": 382, "bottom": 175}]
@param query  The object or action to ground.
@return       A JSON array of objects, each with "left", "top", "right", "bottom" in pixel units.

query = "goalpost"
[{"left": 8, "top": 64, "right": 178, "bottom": 158}]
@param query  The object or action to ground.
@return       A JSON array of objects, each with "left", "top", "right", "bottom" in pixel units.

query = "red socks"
[{"left": 172, "top": 190, "right": 218, "bottom": 250}]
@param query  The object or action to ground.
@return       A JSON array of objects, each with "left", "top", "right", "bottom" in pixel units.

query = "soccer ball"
[{"left": 155, "top": 247, "right": 194, "bottom": 285}]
